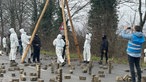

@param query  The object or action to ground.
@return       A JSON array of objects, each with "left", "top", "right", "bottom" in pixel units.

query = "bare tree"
[
  {"left": 118, "top": 0, "right": 146, "bottom": 30},
  {"left": 138, "top": 0, "right": 146, "bottom": 29},
  {"left": 0, "top": 0, "right": 4, "bottom": 46},
  {"left": 9, "top": 0, "right": 16, "bottom": 29},
  {"left": 15, "top": 0, "right": 25, "bottom": 29}
]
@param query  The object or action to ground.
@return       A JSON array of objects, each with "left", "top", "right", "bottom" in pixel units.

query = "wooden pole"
[
  {"left": 65, "top": 0, "right": 82, "bottom": 63},
  {"left": 21, "top": 0, "right": 49, "bottom": 63},
  {"left": 108, "top": 61, "right": 112, "bottom": 74},
  {"left": 59, "top": 68, "right": 62, "bottom": 82},
  {"left": 36, "top": 64, "right": 41, "bottom": 78},
  {"left": 61, "top": 0, "right": 71, "bottom": 65}
]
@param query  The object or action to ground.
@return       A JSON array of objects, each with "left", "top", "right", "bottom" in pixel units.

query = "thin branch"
[{"left": 71, "top": 1, "right": 90, "bottom": 17}]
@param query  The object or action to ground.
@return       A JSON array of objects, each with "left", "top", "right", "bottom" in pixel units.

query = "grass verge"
[{"left": 40, "top": 50, "right": 146, "bottom": 67}]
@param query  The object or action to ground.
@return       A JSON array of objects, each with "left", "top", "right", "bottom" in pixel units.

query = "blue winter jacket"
[{"left": 121, "top": 30, "right": 145, "bottom": 57}]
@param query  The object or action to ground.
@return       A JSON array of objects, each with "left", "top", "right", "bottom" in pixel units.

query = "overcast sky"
[
  {"left": 68, "top": 0, "right": 146, "bottom": 35},
  {"left": 117, "top": 0, "right": 146, "bottom": 28}
]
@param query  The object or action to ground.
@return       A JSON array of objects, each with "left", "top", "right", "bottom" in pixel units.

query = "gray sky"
[
  {"left": 68, "top": 0, "right": 146, "bottom": 35},
  {"left": 117, "top": 0, "right": 145, "bottom": 28}
]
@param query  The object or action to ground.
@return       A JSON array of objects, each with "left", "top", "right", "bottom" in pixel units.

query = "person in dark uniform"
[
  {"left": 32, "top": 34, "right": 41, "bottom": 63},
  {"left": 18, "top": 36, "right": 23, "bottom": 56},
  {"left": 99, "top": 34, "right": 108, "bottom": 64},
  {"left": 62, "top": 35, "right": 66, "bottom": 61}
]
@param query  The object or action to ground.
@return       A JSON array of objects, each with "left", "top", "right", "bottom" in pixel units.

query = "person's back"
[
  {"left": 121, "top": 25, "right": 145, "bottom": 82},
  {"left": 100, "top": 36, "right": 108, "bottom": 52},
  {"left": 32, "top": 35, "right": 41, "bottom": 47},
  {"left": 99, "top": 35, "right": 108, "bottom": 64},
  {"left": 121, "top": 26, "right": 145, "bottom": 57}
]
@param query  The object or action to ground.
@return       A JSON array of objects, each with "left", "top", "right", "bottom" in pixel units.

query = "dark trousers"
[
  {"left": 3, "top": 47, "right": 6, "bottom": 52},
  {"left": 100, "top": 50, "right": 108, "bottom": 63},
  {"left": 128, "top": 55, "right": 141, "bottom": 82},
  {"left": 19, "top": 45, "right": 23, "bottom": 56},
  {"left": 62, "top": 47, "right": 66, "bottom": 60},
  {"left": 33, "top": 46, "right": 40, "bottom": 62}
]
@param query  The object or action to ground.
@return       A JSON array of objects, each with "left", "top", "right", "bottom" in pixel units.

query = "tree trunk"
[
  {"left": 33, "top": 0, "right": 38, "bottom": 24},
  {"left": 138, "top": 0, "right": 146, "bottom": 30},
  {"left": 0, "top": 0, "right": 4, "bottom": 48},
  {"left": 10, "top": 0, "right": 16, "bottom": 29}
]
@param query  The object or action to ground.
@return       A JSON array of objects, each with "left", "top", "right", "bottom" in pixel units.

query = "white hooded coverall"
[
  {"left": 19, "top": 29, "right": 31, "bottom": 61},
  {"left": 53, "top": 34, "right": 65, "bottom": 63},
  {"left": 83, "top": 33, "right": 92, "bottom": 62},
  {"left": 2, "top": 37, "right": 7, "bottom": 48},
  {"left": 9, "top": 28, "right": 19, "bottom": 61}
]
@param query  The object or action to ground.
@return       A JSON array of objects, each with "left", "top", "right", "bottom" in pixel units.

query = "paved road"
[{"left": 0, "top": 54, "right": 146, "bottom": 82}]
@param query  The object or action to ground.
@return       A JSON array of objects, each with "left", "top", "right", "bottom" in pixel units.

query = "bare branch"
[{"left": 71, "top": 1, "right": 90, "bottom": 17}]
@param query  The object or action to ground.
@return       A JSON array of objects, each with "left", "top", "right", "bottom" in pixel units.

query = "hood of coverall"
[
  {"left": 9, "top": 28, "right": 15, "bottom": 34},
  {"left": 19, "top": 28, "right": 25, "bottom": 34},
  {"left": 88, "top": 33, "right": 92, "bottom": 38},
  {"left": 57, "top": 34, "right": 62, "bottom": 40}
]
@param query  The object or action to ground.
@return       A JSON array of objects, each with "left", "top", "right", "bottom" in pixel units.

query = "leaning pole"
[
  {"left": 61, "top": 0, "right": 71, "bottom": 65},
  {"left": 21, "top": 0, "right": 49, "bottom": 63},
  {"left": 65, "top": 0, "right": 82, "bottom": 63}
]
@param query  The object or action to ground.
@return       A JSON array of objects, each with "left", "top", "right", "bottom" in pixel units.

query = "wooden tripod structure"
[{"left": 21, "top": 0, "right": 82, "bottom": 65}]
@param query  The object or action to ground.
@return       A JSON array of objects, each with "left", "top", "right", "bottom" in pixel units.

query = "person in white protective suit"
[
  {"left": 19, "top": 28, "right": 32, "bottom": 63},
  {"left": 83, "top": 33, "right": 92, "bottom": 63},
  {"left": 9, "top": 28, "right": 19, "bottom": 63},
  {"left": 2, "top": 36, "right": 7, "bottom": 54},
  {"left": 53, "top": 34, "right": 66, "bottom": 66}
]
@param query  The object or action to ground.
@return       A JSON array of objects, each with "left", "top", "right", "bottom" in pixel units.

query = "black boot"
[
  {"left": 98, "top": 60, "right": 103, "bottom": 65},
  {"left": 62, "top": 62, "right": 66, "bottom": 67},
  {"left": 83, "top": 61, "right": 87, "bottom": 63},
  {"left": 11, "top": 60, "right": 18, "bottom": 66},
  {"left": 86, "top": 61, "right": 90, "bottom": 64},
  {"left": 13, "top": 60, "right": 16, "bottom": 63},
  {"left": 10, "top": 60, "right": 12, "bottom": 64},
  {"left": 28, "top": 58, "right": 31, "bottom": 63}
]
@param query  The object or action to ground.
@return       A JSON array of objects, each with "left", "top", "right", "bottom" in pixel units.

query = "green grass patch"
[
  {"left": 40, "top": 51, "right": 146, "bottom": 67},
  {"left": 40, "top": 50, "right": 55, "bottom": 56},
  {"left": 91, "top": 55, "right": 100, "bottom": 61}
]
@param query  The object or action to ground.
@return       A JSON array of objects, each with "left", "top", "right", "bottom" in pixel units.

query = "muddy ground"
[{"left": 0, "top": 54, "right": 146, "bottom": 82}]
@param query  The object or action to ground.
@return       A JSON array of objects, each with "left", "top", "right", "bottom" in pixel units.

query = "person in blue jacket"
[{"left": 121, "top": 25, "right": 145, "bottom": 82}]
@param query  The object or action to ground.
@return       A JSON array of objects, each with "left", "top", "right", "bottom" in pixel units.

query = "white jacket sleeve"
[
  {"left": 53, "top": 39, "right": 56, "bottom": 46},
  {"left": 21, "top": 34, "right": 30, "bottom": 44},
  {"left": 27, "top": 35, "right": 31, "bottom": 39}
]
